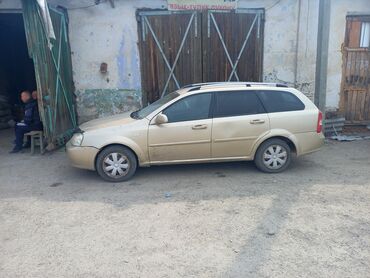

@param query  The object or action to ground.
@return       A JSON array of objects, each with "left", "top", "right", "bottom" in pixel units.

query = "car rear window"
[
  {"left": 214, "top": 91, "right": 266, "bottom": 118},
  {"left": 257, "top": 90, "right": 305, "bottom": 113}
]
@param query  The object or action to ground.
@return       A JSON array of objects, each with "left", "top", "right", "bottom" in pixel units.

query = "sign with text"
[{"left": 168, "top": 0, "right": 238, "bottom": 11}]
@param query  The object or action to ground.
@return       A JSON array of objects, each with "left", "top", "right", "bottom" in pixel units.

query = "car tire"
[
  {"left": 96, "top": 145, "right": 137, "bottom": 182},
  {"left": 254, "top": 138, "right": 291, "bottom": 173}
]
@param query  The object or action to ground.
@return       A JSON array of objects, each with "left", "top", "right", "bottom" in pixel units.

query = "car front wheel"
[
  {"left": 96, "top": 145, "right": 137, "bottom": 182},
  {"left": 254, "top": 138, "right": 291, "bottom": 173}
]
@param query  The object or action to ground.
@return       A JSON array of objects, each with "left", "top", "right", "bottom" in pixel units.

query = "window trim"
[
  {"left": 345, "top": 16, "right": 370, "bottom": 48},
  {"left": 360, "top": 22, "right": 370, "bottom": 48},
  {"left": 213, "top": 90, "right": 267, "bottom": 119},
  {"left": 162, "top": 92, "right": 213, "bottom": 123}
]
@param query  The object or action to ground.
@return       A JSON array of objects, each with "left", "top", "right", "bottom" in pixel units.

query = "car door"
[
  {"left": 212, "top": 90, "right": 270, "bottom": 158},
  {"left": 148, "top": 93, "right": 213, "bottom": 163}
]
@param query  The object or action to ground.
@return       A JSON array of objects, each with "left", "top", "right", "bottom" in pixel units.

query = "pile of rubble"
[{"left": 0, "top": 94, "right": 13, "bottom": 130}]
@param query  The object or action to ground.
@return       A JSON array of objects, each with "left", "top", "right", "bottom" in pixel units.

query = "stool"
[{"left": 24, "top": 131, "right": 44, "bottom": 155}]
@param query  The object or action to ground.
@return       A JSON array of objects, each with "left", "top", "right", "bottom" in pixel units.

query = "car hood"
[{"left": 79, "top": 112, "right": 135, "bottom": 131}]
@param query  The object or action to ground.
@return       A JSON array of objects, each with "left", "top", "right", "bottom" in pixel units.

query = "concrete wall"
[
  {"left": 3, "top": 0, "right": 369, "bottom": 122},
  {"left": 64, "top": 0, "right": 321, "bottom": 122},
  {"left": 239, "top": 0, "right": 319, "bottom": 100},
  {"left": 64, "top": 0, "right": 166, "bottom": 122},
  {"left": 52, "top": 0, "right": 370, "bottom": 119}
]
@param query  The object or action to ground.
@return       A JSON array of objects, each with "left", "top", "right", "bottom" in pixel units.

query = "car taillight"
[{"left": 317, "top": 111, "right": 323, "bottom": 133}]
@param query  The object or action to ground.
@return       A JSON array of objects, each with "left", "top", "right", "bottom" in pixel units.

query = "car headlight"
[{"left": 71, "top": 133, "right": 84, "bottom": 146}]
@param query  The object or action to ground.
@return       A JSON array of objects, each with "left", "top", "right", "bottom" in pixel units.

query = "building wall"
[
  {"left": 66, "top": 0, "right": 166, "bottom": 123},
  {"left": 2, "top": 0, "right": 369, "bottom": 122},
  {"left": 54, "top": 0, "right": 370, "bottom": 120},
  {"left": 66, "top": 0, "right": 321, "bottom": 123},
  {"left": 239, "top": 0, "right": 319, "bottom": 100}
]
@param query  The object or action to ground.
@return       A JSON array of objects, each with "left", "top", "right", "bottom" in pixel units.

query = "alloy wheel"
[
  {"left": 262, "top": 144, "right": 288, "bottom": 170},
  {"left": 102, "top": 152, "right": 130, "bottom": 178}
]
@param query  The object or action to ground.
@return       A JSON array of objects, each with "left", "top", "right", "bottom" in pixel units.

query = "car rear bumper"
[
  {"left": 296, "top": 132, "right": 325, "bottom": 156},
  {"left": 66, "top": 141, "right": 99, "bottom": 170}
]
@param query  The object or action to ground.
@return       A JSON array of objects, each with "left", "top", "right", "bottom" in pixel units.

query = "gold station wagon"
[{"left": 66, "top": 82, "right": 324, "bottom": 182}]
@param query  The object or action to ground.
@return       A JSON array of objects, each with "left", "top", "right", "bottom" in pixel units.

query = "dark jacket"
[{"left": 24, "top": 100, "right": 42, "bottom": 130}]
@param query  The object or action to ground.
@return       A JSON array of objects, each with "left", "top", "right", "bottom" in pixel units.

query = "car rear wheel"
[
  {"left": 254, "top": 139, "right": 291, "bottom": 173},
  {"left": 96, "top": 146, "right": 137, "bottom": 182}
]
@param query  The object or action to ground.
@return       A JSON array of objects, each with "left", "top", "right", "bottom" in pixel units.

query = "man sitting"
[
  {"left": 10, "top": 91, "right": 43, "bottom": 153},
  {"left": 32, "top": 90, "right": 38, "bottom": 100}
]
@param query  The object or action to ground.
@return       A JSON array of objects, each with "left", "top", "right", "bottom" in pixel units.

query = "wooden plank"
[
  {"left": 137, "top": 10, "right": 263, "bottom": 102},
  {"left": 340, "top": 22, "right": 370, "bottom": 123},
  {"left": 364, "top": 91, "right": 370, "bottom": 120},
  {"left": 356, "top": 90, "right": 364, "bottom": 121},
  {"left": 349, "top": 90, "right": 357, "bottom": 121},
  {"left": 157, "top": 15, "right": 166, "bottom": 99},
  {"left": 201, "top": 10, "right": 263, "bottom": 83},
  {"left": 347, "top": 21, "right": 361, "bottom": 48},
  {"left": 338, "top": 48, "right": 347, "bottom": 114}
]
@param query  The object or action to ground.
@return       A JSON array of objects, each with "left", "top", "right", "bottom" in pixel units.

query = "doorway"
[
  {"left": 340, "top": 15, "right": 370, "bottom": 123},
  {"left": 0, "top": 13, "right": 37, "bottom": 130},
  {"left": 137, "top": 9, "right": 264, "bottom": 104}
]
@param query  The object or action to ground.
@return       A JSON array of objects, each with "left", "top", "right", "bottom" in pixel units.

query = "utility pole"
[{"left": 314, "top": 0, "right": 331, "bottom": 118}]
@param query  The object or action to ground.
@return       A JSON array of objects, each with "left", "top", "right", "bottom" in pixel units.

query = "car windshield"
[{"left": 131, "top": 91, "right": 180, "bottom": 119}]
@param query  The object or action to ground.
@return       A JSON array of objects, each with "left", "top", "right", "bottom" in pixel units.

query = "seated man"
[
  {"left": 10, "top": 91, "right": 43, "bottom": 153},
  {"left": 32, "top": 90, "right": 38, "bottom": 100}
]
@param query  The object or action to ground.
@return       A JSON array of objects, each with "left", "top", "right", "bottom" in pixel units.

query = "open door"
[{"left": 22, "top": 0, "right": 77, "bottom": 149}]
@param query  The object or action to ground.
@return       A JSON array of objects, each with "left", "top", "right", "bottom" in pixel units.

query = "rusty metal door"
[
  {"left": 137, "top": 9, "right": 264, "bottom": 103},
  {"left": 22, "top": 1, "right": 77, "bottom": 148},
  {"left": 340, "top": 16, "right": 370, "bottom": 123}
]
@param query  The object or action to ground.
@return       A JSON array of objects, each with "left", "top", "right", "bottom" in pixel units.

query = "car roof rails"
[
  {"left": 182, "top": 82, "right": 228, "bottom": 88},
  {"left": 244, "top": 82, "right": 288, "bottom": 87},
  {"left": 187, "top": 86, "right": 201, "bottom": 92},
  {"left": 183, "top": 82, "right": 289, "bottom": 90}
]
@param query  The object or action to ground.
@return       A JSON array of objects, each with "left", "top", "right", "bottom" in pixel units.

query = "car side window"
[
  {"left": 257, "top": 90, "right": 305, "bottom": 113},
  {"left": 214, "top": 91, "right": 266, "bottom": 118},
  {"left": 163, "top": 93, "right": 212, "bottom": 123}
]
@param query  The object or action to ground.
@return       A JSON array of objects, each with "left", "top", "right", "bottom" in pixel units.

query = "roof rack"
[
  {"left": 182, "top": 82, "right": 228, "bottom": 88},
  {"left": 183, "top": 82, "right": 288, "bottom": 89},
  {"left": 245, "top": 82, "right": 288, "bottom": 88}
]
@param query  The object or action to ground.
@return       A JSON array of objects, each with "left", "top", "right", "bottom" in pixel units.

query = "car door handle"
[
  {"left": 192, "top": 124, "right": 207, "bottom": 130},
  {"left": 250, "top": 119, "right": 265, "bottom": 124}
]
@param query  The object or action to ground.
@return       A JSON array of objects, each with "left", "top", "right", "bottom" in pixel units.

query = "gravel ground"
[{"left": 0, "top": 129, "right": 370, "bottom": 278}]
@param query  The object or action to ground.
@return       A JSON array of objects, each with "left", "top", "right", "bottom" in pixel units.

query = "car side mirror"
[{"left": 155, "top": 113, "right": 168, "bottom": 125}]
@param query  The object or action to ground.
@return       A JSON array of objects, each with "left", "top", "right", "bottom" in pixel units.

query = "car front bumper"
[{"left": 66, "top": 141, "right": 99, "bottom": 170}]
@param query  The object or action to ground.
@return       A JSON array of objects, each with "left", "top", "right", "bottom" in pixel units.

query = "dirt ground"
[{"left": 0, "top": 128, "right": 370, "bottom": 278}]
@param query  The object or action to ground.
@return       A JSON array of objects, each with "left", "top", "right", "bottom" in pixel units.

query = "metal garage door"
[{"left": 22, "top": 0, "right": 77, "bottom": 149}]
